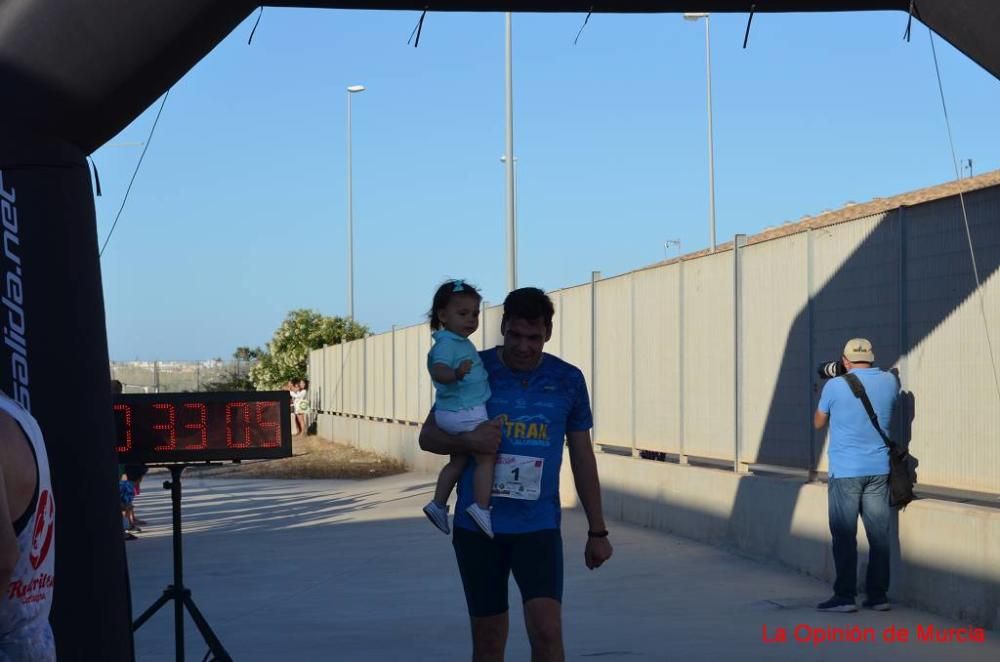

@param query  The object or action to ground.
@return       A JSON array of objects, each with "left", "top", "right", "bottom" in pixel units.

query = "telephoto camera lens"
[{"left": 816, "top": 360, "right": 846, "bottom": 379}]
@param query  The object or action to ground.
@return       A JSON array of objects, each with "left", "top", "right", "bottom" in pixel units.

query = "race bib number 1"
[{"left": 492, "top": 453, "right": 544, "bottom": 501}]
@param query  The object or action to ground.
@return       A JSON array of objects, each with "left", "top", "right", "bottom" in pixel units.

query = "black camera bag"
[{"left": 842, "top": 373, "right": 916, "bottom": 509}]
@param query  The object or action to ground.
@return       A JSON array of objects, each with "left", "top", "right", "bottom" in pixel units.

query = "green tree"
[
  {"left": 233, "top": 346, "right": 264, "bottom": 362},
  {"left": 203, "top": 346, "right": 266, "bottom": 392},
  {"left": 249, "top": 309, "right": 368, "bottom": 390}
]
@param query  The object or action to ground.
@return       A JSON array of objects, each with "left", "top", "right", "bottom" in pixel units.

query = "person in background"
[
  {"left": 287, "top": 381, "right": 302, "bottom": 436},
  {"left": 0, "top": 389, "right": 57, "bottom": 660},
  {"left": 814, "top": 338, "right": 899, "bottom": 613},
  {"left": 294, "top": 379, "right": 310, "bottom": 437},
  {"left": 419, "top": 287, "right": 613, "bottom": 662},
  {"left": 111, "top": 379, "right": 137, "bottom": 541},
  {"left": 122, "top": 465, "right": 148, "bottom": 534}
]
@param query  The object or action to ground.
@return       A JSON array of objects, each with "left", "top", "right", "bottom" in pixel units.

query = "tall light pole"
[
  {"left": 504, "top": 12, "right": 517, "bottom": 291},
  {"left": 684, "top": 13, "right": 716, "bottom": 252},
  {"left": 346, "top": 84, "right": 365, "bottom": 319},
  {"left": 501, "top": 155, "right": 517, "bottom": 230}
]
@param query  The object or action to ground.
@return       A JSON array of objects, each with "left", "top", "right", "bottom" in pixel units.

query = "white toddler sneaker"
[
  {"left": 422, "top": 501, "right": 450, "bottom": 535},
  {"left": 465, "top": 503, "right": 494, "bottom": 538}
]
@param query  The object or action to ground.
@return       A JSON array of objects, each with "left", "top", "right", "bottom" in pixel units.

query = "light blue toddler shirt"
[{"left": 427, "top": 329, "right": 491, "bottom": 411}]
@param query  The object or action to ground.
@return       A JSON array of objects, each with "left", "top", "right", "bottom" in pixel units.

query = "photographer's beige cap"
[{"left": 843, "top": 338, "right": 874, "bottom": 363}]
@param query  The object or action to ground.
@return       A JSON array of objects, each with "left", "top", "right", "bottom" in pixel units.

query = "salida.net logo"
[{"left": 0, "top": 170, "right": 30, "bottom": 411}]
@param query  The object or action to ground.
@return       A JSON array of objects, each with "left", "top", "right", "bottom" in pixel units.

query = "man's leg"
[
  {"left": 859, "top": 474, "right": 891, "bottom": 601},
  {"left": 471, "top": 613, "right": 509, "bottom": 662},
  {"left": 510, "top": 530, "right": 564, "bottom": 662},
  {"left": 454, "top": 527, "right": 512, "bottom": 661},
  {"left": 523, "top": 598, "right": 564, "bottom": 662},
  {"left": 828, "top": 477, "right": 862, "bottom": 599}
]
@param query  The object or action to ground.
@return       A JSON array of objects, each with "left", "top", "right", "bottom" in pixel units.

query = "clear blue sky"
[{"left": 94, "top": 9, "right": 1000, "bottom": 360}]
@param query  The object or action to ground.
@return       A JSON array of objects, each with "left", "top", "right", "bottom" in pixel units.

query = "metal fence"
[
  {"left": 109, "top": 360, "right": 252, "bottom": 393},
  {"left": 310, "top": 183, "right": 1000, "bottom": 496}
]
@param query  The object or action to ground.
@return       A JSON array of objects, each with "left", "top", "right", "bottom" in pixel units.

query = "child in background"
[
  {"left": 422, "top": 279, "right": 495, "bottom": 537},
  {"left": 120, "top": 465, "right": 148, "bottom": 537},
  {"left": 292, "top": 379, "right": 309, "bottom": 436}
]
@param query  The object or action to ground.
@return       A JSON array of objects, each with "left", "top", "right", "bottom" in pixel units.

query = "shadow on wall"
[
  {"left": 739, "top": 187, "right": 999, "bottom": 616},
  {"left": 600, "top": 479, "right": 994, "bottom": 627}
]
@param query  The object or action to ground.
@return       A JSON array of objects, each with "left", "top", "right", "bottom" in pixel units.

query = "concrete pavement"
[{"left": 125, "top": 471, "right": 997, "bottom": 661}]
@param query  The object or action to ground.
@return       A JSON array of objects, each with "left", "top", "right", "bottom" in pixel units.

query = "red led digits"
[
  {"left": 152, "top": 403, "right": 177, "bottom": 451},
  {"left": 225, "top": 402, "right": 252, "bottom": 448},
  {"left": 256, "top": 401, "right": 280, "bottom": 448},
  {"left": 113, "top": 403, "right": 133, "bottom": 452},
  {"left": 183, "top": 403, "right": 208, "bottom": 450},
  {"left": 115, "top": 393, "right": 289, "bottom": 463}
]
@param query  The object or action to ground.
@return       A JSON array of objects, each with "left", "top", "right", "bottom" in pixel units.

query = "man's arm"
[
  {"left": 418, "top": 411, "right": 501, "bottom": 456},
  {"left": 813, "top": 410, "right": 829, "bottom": 430},
  {"left": 567, "top": 429, "right": 612, "bottom": 569},
  {"left": 814, "top": 379, "right": 833, "bottom": 430},
  {"left": 0, "top": 463, "right": 19, "bottom": 596}
]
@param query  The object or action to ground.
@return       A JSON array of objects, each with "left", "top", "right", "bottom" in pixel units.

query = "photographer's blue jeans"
[{"left": 828, "top": 474, "right": 891, "bottom": 600}]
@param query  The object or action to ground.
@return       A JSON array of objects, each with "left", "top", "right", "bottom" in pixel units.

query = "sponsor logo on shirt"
[
  {"left": 29, "top": 489, "right": 54, "bottom": 570},
  {"left": 499, "top": 414, "right": 551, "bottom": 447},
  {"left": 7, "top": 572, "right": 54, "bottom": 604}
]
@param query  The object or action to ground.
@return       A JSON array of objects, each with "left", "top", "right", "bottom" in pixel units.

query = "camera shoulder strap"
[{"left": 842, "top": 373, "right": 894, "bottom": 452}]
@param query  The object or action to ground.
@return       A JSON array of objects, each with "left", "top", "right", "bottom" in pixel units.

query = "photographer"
[{"left": 813, "top": 338, "right": 899, "bottom": 613}]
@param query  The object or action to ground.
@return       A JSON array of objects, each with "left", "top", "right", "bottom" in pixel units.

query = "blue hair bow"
[{"left": 451, "top": 279, "right": 465, "bottom": 292}]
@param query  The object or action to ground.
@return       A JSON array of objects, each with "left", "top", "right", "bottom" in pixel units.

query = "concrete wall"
[
  {"left": 310, "top": 180, "right": 1000, "bottom": 495},
  {"left": 320, "top": 412, "right": 1000, "bottom": 630}
]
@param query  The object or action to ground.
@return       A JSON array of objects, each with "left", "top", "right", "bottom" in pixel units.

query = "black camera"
[{"left": 817, "top": 360, "right": 846, "bottom": 379}]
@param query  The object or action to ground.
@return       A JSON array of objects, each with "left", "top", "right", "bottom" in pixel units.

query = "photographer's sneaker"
[
  {"left": 422, "top": 501, "right": 450, "bottom": 535},
  {"left": 466, "top": 504, "right": 494, "bottom": 538},
  {"left": 816, "top": 596, "right": 857, "bottom": 612},
  {"left": 862, "top": 597, "right": 891, "bottom": 611}
]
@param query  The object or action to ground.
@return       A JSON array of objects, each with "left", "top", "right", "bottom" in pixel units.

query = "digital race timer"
[{"left": 113, "top": 391, "right": 293, "bottom": 464}]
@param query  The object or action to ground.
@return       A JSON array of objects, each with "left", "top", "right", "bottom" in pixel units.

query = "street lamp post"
[
  {"left": 683, "top": 13, "right": 717, "bottom": 252},
  {"left": 504, "top": 12, "right": 517, "bottom": 291},
  {"left": 346, "top": 84, "right": 365, "bottom": 320},
  {"left": 501, "top": 155, "right": 518, "bottom": 233}
]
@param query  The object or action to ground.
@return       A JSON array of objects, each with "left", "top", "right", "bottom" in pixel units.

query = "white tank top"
[{"left": 0, "top": 393, "right": 55, "bottom": 661}]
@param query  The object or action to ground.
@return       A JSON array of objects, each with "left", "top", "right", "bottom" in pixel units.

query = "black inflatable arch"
[{"left": 0, "top": 2, "right": 997, "bottom": 659}]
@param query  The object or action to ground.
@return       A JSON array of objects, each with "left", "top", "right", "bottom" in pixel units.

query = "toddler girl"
[{"left": 421, "top": 279, "right": 495, "bottom": 537}]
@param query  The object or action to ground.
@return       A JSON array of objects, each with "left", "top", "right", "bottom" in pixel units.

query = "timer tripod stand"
[{"left": 132, "top": 465, "right": 232, "bottom": 662}]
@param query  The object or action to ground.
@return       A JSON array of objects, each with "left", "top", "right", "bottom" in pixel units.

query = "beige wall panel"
[
  {"left": 810, "top": 212, "right": 897, "bottom": 474},
  {"left": 404, "top": 325, "right": 422, "bottom": 423},
  {"left": 558, "top": 284, "right": 593, "bottom": 389},
  {"left": 333, "top": 342, "right": 347, "bottom": 414},
  {"left": 326, "top": 345, "right": 336, "bottom": 413},
  {"left": 633, "top": 264, "right": 681, "bottom": 453},
  {"left": 382, "top": 333, "right": 394, "bottom": 419},
  {"left": 343, "top": 338, "right": 362, "bottom": 416},
  {"left": 595, "top": 276, "right": 633, "bottom": 447},
  {"left": 393, "top": 328, "right": 407, "bottom": 421},
  {"left": 682, "top": 251, "right": 734, "bottom": 460},
  {"left": 903, "top": 190, "right": 1000, "bottom": 493},
  {"left": 482, "top": 304, "right": 504, "bottom": 349},
  {"left": 418, "top": 325, "right": 433, "bottom": 417},
  {"left": 374, "top": 334, "right": 392, "bottom": 419},
  {"left": 546, "top": 290, "right": 562, "bottom": 358},
  {"left": 364, "top": 336, "right": 376, "bottom": 417},
  {"left": 740, "top": 234, "right": 811, "bottom": 467}
]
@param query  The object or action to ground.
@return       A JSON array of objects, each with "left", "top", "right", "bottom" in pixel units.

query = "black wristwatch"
[{"left": 587, "top": 529, "right": 609, "bottom": 538}]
